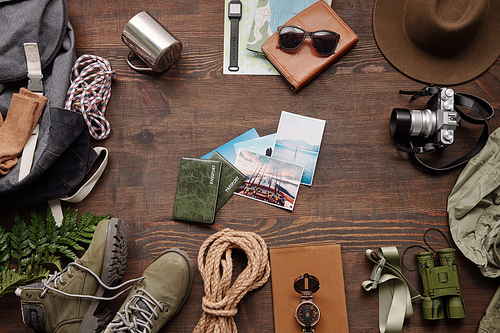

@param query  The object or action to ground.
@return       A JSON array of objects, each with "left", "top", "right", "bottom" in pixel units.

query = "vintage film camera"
[
  {"left": 416, "top": 248, "right": 467, "bottom": 320},
  {"left": 390, "top": 87, "right": 460, "bottom": 153}
]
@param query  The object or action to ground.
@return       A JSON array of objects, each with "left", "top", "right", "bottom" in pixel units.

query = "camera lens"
[
  {"left": 390, "top": 108, "right": 437, "bottom": 138},
  {"left": 390, "top": 108, "right": 411, "bottom": 137},
  {"left": 409, "top": 109, "right": 436, "bottom": 138}
]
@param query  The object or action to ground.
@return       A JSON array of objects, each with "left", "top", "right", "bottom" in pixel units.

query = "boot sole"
[{"left": 77, "top": 218, "right": 128, "bottom": 333}]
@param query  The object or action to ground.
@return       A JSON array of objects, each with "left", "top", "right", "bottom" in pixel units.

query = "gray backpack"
[{"left": 0, "top": 0, "right": 106, "bottom": 214}]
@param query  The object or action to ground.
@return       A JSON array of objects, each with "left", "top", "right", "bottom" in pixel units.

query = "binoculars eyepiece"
[{"left": 416, "top": 248, "right": 467, "bottom": 320}]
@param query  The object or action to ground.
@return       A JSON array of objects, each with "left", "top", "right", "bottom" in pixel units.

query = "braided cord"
[
  {"left": 65, "top": 54, "right": 116, "bottom": 140},
  {"left": 193, "top": 228, "right": 271, "bottom": 333}
]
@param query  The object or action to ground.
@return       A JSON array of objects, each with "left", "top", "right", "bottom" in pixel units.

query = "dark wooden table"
[{"left": 2, "top": 0, "right": 500, "bottom": 332}]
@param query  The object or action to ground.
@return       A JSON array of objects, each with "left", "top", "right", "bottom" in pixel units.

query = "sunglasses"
[{"left": 277, "top": 25, "right": 340, "bottom": 56}]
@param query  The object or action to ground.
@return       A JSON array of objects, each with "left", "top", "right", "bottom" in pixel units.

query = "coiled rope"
[
  {"left": 64, "top": 54, "right": 116, "bottom": 140},
  {"left": 193, "top": 228, "right": 271, "bottom": 333}
]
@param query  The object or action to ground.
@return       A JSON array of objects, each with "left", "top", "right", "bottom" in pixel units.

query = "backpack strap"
[
  {"left": 23, "top": 43, "right": 44, "bottom": 95},
  {"left": 19, "top": 43, "right": 43, "bottom": 181},
  {"left": 49, "top": 147, "right": 109, "bottom": 225}
]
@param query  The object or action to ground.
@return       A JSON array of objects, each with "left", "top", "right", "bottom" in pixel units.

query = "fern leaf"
[
  {"left": 0, "top": 252, "right": 9, "bottom": 265},
  {"left": 28, "top": 208, "right": 47, "bottom": 250},
  {"left": 1, "top": 206, "right": 109, "bottom": 298},
  {"left": 37, "top": 252, "right": 62, "bottom": 272},
  {"left": 69, "top": 234, "right": 94, "bottom": 244},
  {"left": 0, "top": 268, "right": 24, "bottom": 297},
  {"left": 45, "top": 208, "right": 60, "bottom": 244},
  {"left": 0, "top": 227, "right": 10, "bottom": 264},
  {"left": 58, "top": 238, "right": 84, "bottom": 251},
  {"left": 60, "top": 208, "right": 78, "bottom": 237},
  {"left": 10, "top": 213, "right": 32, "bottom": 266},
  {"left": 57, "top": 210, "right": 106, "bottom": 253},
  {"left": 78, "top": 212, "right": 108, "bottom": 233},
  {"left": 56, "top": 245, "right": 78, "bottom": 261},
  {"left": 0, "top": 265, "right": 49, "bottom": 297}
]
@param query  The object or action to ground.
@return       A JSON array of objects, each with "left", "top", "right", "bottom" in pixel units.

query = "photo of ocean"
[
  {"left": 272, "top": 111, "right": 326, "bottom": 186},
  {"left": 273, "top": 144, "right": 317, "bottom": 185}
]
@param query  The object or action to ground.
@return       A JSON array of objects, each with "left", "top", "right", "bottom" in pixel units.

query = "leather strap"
[
  {"left": 228, "top": 17, "right": 239, "bottom": 71},
  {"left": 362, "top": 247, "right": 422, "bottom": 333},
  {"left": 395, "top": 87, "right": 494, "bottom": 173}
]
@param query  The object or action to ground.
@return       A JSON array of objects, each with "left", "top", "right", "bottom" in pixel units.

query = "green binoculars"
[{"left": 416, "top": 248, "right": 467, "bottom": 320}]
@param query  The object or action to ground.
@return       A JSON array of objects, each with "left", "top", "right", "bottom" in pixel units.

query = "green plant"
[{"left": 0, "top": 207, "right": 109, "bottom": 297}]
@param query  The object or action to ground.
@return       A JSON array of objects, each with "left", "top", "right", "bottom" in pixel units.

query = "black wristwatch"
[
  {"left": 228, "top": 0, "right": 242, "bottom": 71},
  {"left": 294, "top": 273, "right": 321, "bottom": 333}
]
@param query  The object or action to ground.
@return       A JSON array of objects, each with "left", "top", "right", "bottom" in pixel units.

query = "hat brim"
[{"left": 373, "top": 0, "right": 500, "bottom": 85}]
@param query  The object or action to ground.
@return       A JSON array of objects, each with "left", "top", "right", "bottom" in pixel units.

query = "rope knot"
[
  {"left": 64, "top": 54, "right": 115, "bottom": 140},
  {"left": 192, "top": 228, "right": 270, "bottom": 333},
  {"left": 201, "top": 297, "right": 238, "bottom": 317}
]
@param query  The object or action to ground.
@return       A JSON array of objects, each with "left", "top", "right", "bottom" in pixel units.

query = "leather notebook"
[
  {"left": 262, "top": 1, "right": 358, "bottom": 91},
  {"left": 208, "top": 151, "right": 245, "bottom": 212},
  {"left": 172, "top": 157, "right": 222, "bottom": 224},
  {"left": 269, "top": 243, "right": 349, "bottom": 333}
]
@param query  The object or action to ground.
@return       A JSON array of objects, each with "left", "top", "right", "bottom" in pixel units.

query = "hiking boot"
[
  {"left": 102, "top": 248, "right": 194, "bottom": 333},
  {"left": 16, "top": 218, "right": 129, "bottom": 333}
]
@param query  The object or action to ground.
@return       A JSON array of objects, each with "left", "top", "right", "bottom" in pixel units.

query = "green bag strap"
[{"left": 362, "top": 247, "right": 423, "bottom": 333}]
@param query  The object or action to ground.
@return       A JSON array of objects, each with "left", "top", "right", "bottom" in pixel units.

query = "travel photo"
[
  {"left": 272, "top": 111, "right": 326, "bottom": 186},
  {"left": 234, "top": 149, "right": 304, "bottom": 211}
]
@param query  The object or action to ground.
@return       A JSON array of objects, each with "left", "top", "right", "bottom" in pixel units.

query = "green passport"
[
  {"left": 172, "top": 157, "right": 222, "bottom": 224},
  {"left": 209, "top": 151, "right": 245, "bottom": 211}
]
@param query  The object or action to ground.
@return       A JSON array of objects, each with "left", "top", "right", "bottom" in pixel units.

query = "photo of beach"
[
  {"left": 272, "top": 111, "right": 326, "bottom": 186},
  {"left": 234, "top": 148, "right": 304, "bottom": 211}
]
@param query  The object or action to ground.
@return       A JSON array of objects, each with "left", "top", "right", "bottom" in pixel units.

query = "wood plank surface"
[{"left": 1, "top": 0, "right": 500, "bottom": 332}]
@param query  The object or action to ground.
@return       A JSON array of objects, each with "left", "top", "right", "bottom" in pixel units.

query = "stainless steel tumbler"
[{"left": 122, "top": 11, "right": 182, "bottom": 73}]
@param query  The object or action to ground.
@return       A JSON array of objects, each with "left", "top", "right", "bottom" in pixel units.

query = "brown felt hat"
[{"left": 373, "top": 0, "right": 500, "bottom": 85}]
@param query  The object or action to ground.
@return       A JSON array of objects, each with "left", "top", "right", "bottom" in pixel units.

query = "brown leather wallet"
[
  {"left": 269, "top": 243, "right": 349, "bottom": 333},
  {"left": 262, "top": 1, "right": 358, "bottom": 91}
]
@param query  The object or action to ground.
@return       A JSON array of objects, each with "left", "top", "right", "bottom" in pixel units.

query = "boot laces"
[
  {"left": 106, "top": 288, "right": 169, "bottom": 333},
  {"left": 40, "top": 261, "right": 143, "bottom": 300}
]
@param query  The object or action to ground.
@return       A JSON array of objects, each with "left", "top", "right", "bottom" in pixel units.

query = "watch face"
[
  {"left": 295, "top": 302, "right": 320, "bottom": 327},
  {"left": 229, "top": 3, "right": 242, "bottom": 15}
]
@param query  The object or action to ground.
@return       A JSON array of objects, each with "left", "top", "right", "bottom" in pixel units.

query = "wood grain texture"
[{"left": 1, "top": 0, "right": 500, "bottom": 332}]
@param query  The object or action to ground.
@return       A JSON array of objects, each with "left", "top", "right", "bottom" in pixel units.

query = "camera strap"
[
  {"left": 362, "top": 247, "right": 422, "bottom": 333},
  {"left": 395, "top": 86, "right": 494, "bottom": 173}
]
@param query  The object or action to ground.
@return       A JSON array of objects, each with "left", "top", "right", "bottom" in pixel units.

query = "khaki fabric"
[
  {"left": 448, "top": 127, "right": 500, "bottom": 278},
  {"left": 478, "top": 284, "right": 500, "bottom": 333}
]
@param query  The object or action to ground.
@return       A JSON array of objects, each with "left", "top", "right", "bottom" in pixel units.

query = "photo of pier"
[{"left": 234, "top": 149, "right": 304, "bottom": 211}]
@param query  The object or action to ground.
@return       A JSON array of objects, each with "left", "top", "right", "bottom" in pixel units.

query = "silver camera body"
[{"left": 391, "top": 88, "right": 460, "bottom": 149}]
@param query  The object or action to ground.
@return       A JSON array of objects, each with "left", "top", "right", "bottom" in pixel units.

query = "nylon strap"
[
  {"left": 362, "top": 247, "right": 422, "bottom": 333},
  {"left": 49, "top": 147, "right": 108, "bottom": 226},
  {"left": 23, "top": 43, "right": 44, "bottom": 95},
  {"left": 19, "top": 43, "right": 43, "bottom": 182}
]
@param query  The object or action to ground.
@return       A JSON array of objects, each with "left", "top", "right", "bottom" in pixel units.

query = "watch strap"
[{"left": 229, "top": 17, "right": 239, "bottom": 71}]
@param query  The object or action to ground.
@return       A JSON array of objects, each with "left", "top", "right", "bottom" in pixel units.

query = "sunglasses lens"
[
  {"left": 279, "top": 26, "right": 305, "bottom": 50},
  {"left": 312, "top": 31, "right": 339, "bottom": 55}
]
